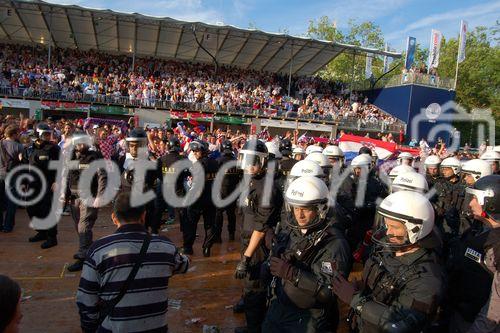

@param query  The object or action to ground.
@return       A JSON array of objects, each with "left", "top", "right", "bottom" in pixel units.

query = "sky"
[{"left": 44, "top": 0, "right": 500, "bottom": 52}]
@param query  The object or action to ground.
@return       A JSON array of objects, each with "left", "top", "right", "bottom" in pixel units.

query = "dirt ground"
[{"left": 0, "top": 207, "right": 355, "bottom": 333}]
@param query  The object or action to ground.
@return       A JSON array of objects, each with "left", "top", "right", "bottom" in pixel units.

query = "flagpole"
[{"left": 454, "top": 21, "right": 460, "bottom": 91}]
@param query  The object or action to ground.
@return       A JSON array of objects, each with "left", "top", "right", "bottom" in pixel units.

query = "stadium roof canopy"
[{"left": 0, "top": 0, "right": 401, "bottom": 76}]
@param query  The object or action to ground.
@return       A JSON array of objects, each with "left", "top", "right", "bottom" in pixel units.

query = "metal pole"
[
  {"left": 453, "top": 55, "right": 459, "bottom": 91},
  {"left": 349, "top": 52, "right": 356, "bottom": 102},
  {"left": 48, "top": 10, "right": 52, "bottom": 69},
  {"left": 131, "top": 52, "right": 136, "bottom": 72},
  {"left": 288, "top": 42, "right": 293, "bottom": 97}
]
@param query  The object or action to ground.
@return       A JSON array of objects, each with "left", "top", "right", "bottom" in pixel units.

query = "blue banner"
[{"left": 404, "top": 37, "right": 416, "bottom": 70}]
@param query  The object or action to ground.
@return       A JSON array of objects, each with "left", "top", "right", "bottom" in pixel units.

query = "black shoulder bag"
[{"left": 98, "top": 233, "right": 151, "bottom": 325}]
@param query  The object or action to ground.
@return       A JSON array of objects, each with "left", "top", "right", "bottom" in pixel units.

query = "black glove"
[
  {"left": 269, "top": 256, "right": 295, "bottom": 281},
  {"left": 331, "top": 273, "right": 357, "bottom": 305},
  {"left": 235, "top": 256, "right": 251, "bottom": 279}
]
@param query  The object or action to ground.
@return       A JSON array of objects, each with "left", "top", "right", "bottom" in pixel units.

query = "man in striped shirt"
[{"left": 76, "top": 192, "right": 189, "bottom": 332}]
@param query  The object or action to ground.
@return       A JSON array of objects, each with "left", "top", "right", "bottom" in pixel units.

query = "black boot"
[
  {"left": 202, "top": 247, "right": 211, "bottom": 257},
  {"left": 67, "top": 259, "right": 84, "bottom": 272},
  {"left": 179, "top": 247, "right": 193, "bottom": 255},
  {"left": 29, "top": 232, "right": 47, "bottom": 243},
  {"left": 41, "top": 237, "right": 58, "bottom": 249},
  {"left": 213, "top": 235, "right": 222, "bottom": 244}
]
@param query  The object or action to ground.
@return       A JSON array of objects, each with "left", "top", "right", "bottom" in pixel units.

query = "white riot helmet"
[
  {"left": 373, "top": 191, "right": 435, "bottom": 249},
  {"left": 289, "top": 160, "right": 324, "bottom": 180},
  {"left": 462, "top": 159, "right": 492, "bottom": 182},
  {"left": 424, "top": 155, "right": 441, "bottom": 168},
  {"left": 292, "top": 147, "right": 305, "bottom": 158},
  {"left": 392, "top": 172, "right": 429, "bottom": 193},
  {"left": 397, "top": 152, "right": 414, "bottom": 166},
  {"left": 285, "top": 176, "right": 330, "bottom": 230},
  {"left": 440, "top": 157, "right": 461, "bottom": 176},
  {"left": 265, "top": 141, "right": 282, "bottom": 160},
  {"left": 305, "top": 152, "right": 331, "bottom": 175},
  {"left": 306, "top": 145, "right": 323, "bottom": 155},
  {"left": 71, "top": 132, "right": 93, "bottom": 147},
  {"left": 389, "top": 165, "right": 415, "bottom": 181},
  {"left": 323, "top": 145, "right": 344, "bottom": 166},
  {"left": 351, "top": 154, "right": 372, "bottom": 168},
  {"left": 480, "top": 150, "right": 500, "bottom": 162}
]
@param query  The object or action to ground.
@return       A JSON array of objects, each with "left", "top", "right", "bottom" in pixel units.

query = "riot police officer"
[
  {"left": 66, "top": 132, "right": 107, "bottom": 272},
  {"left": 337, "top": 153, "right": 388, "bottom": 250},
  {"left": 332, "top": 191, "right": 445, "bottom": 333},
  {"left": 263, "top": 176, "right": 352, "bottom": 332},
  {"left": 120, "top": 127, "right": 157, "bottom": 233},
  {"left": 447, "top": 175, "right": 500, "bottom": 333},
  {"left": 184, "top": 139, "right": 219, "bottom": 257},
  {"left": 423, "top": 155, "right": 441, "bottom": 188},
  {"left": 234, "top": 139, "right": 282, "bottom": 333},
  {"left": 214, "top": 140, "right": 241, "bottom": 242},
  {"left": 322, "top": 145, "right": 345, "bottom": 169},
  {"left": 480, "top": 150, "right": 500, "bottom": 175},
  {"left": 279, "top": 139, "right": 298, "bottom": 181},
  {"left": 26, "top": 123, "right": 61, "bottom": 249},
  {"left": 457, "top": 159, "right": 492, "bottom": 234},
  {"left": 155, "top": 136, "right": 189, "bottom": 236},
  {"left": 434, "top": 156, "right": 464, "bottom": 241}
]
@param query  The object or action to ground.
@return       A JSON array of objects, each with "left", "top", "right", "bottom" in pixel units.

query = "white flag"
[
  {"left": 458, "top": 20, "right": 468, "bottom": 63},
  {"left": 428, "top": 29, "right": 442, "bottom": 71},
  {"left": 365, "top": 54, "right": 372, "bottom": 79}
]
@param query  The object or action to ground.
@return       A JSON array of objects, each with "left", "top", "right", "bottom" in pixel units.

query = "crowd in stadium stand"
[{"left": 0, "top": 43, "right": 400, "bottom": 127}]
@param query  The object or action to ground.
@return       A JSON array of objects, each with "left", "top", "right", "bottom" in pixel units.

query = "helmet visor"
[{"left": 237, "top": 152, "right": 265, "bottom": 170}]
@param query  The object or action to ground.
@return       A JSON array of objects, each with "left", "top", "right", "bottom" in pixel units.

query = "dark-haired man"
[{"left": 76, "top": 192, "right": 188, "bottom": 333}]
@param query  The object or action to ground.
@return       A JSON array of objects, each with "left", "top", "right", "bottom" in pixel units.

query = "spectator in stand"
[{"left": 0, "top": 43, "right": 401, "bottom": 128}]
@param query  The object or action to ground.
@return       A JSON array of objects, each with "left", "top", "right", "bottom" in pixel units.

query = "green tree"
[
  {"left": 437, "top": 25, "right": 500, "bottom": 144},
  {"left": 307, "top": 17, "right": 387, "bottom": 87}
]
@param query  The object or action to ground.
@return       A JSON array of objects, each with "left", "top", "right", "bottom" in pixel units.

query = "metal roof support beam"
[
  {"left": 246, "top": 38, "right": 270, "bottom": 69},
  {"left": 90, "top": 12, "right": 99, "bottom": 49},
  {"left": 258, "top": 40, "right": 286, "bottom": 71},
  {"left": 191, "top": 28, "right": 204, "bottom": 62},
  {"left": 0, "top": 23, "right": 11, "bottom": 40},
  {"left": 39, "top": 6, "right": 58, "bottom": 48},
  {"left": 173, "top": 27, "right": 184, "bottom": 59},
  {"left": 229, "top": 34, "right": 251, "bottom": 66},
  {"left": 133, "top": 18, "right": 138, "bottom": 53},
  {"left": 10, "top": 1, "right": 34, "bottom": 43},
  {"left": 64, "top": 8, "right": 78, "bottom": 48},
  {"left": 292, "top": 43, "right": 328, "bottom": 75},
  {"left": 116, "top": 15, "right": 120, "bottom": 52},
  {"left": 214, "top": 29, "right": 229, "bottom": 60},
  {"left": 153, "top": 22, "right": 161, "bottom": 57},
  {"left": 275, "top": 41, "right": 308, "bottom": 74}
]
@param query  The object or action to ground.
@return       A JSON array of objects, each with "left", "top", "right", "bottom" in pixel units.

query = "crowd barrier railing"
[{"left": 0, "top": 86, "right": 406, "bottom": 133}]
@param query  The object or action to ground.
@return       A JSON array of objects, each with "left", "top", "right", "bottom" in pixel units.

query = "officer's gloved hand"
[
  {"left": 235, "top": 256, "right": 251, "bottom": 279},
  {"left": 269, "top": 256, "right": 295, "bottom": 281},
  {"left": 331, "top": 273, "right": 357, "bottom": 305}
]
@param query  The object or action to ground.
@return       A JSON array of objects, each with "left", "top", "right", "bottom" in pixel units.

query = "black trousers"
[
  {"left": 184, "top": 199, "right": 216, "bottom": 249},
  {"left": 215, "top": 200, "right": 236, "bottom": 236},
  {"left": 26, "top": 191, "right": 57, "bottom": 238}
]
